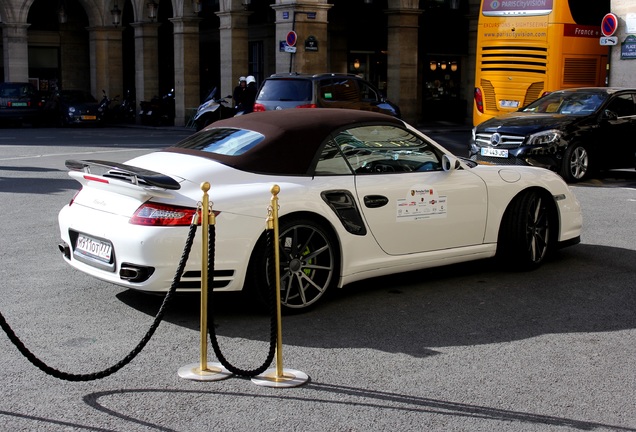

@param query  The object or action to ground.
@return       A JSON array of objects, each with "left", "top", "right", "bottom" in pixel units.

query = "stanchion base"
[
  {"left": 178, "top": 362, "right": 233, "bottom": 381},
  {"left": 251, "top": 368, "right": 309, "bottom": 388}
]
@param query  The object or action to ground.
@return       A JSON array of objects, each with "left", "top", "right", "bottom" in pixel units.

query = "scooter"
[
  {"left": 193, "top": 87, "right": 235, "bottom": 131},
  {"left": 139, "top": 88, "right": 175, "bottom": 126}
]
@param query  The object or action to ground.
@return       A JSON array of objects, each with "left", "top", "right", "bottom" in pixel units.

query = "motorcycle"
[
  {"left": 139, "top": 88, "right": 175, "bottom": 126},
  {"left": 97, "top": 89, "right": 119, "bottom": 124},
  {"left": 193, "top": 87, "right": 235, "bottom": 131},
  {"left": 111, "top": 89, "right": 136, "bottom": 123}
]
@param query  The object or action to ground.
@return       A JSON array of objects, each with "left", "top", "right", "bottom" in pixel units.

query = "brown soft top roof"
[{"left": 164, "top": 108, "right": 404, "bottom": 175}]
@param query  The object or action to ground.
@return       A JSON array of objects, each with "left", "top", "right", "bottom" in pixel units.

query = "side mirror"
[
  {"left": 442, "top": 154, "right": 461, "bottom": 171},
  {"left": 602, "top": 109, "right": 618, "bottom": 121}
]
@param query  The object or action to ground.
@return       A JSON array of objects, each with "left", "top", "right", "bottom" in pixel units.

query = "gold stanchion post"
[
  {"left": 178, "top": 182, "right": 232, "bottom": 381},
  {"left": 252, "top": 185, "right": 309, "bottom": 388}
]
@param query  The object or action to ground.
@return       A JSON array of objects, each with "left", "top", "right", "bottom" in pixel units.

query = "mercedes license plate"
[
  {"left": 481, "top": 147, "right": 508, "bottom": 158},
  {"left": 76, "top": 234, "right": 112, "bottom": 262}
]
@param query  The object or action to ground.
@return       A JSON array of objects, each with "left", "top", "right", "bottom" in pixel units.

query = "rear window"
[
  {"left": 256, "top": 79, "right": 312, "bottom": 102},
  {"left": 174, "top": 128, "right": 265, "bottom": 156},
  {"left": 0, "top": 83, "right": 37, "bottom": 98}
]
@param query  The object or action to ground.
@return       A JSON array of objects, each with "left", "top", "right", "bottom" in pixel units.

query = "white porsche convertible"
[{"left": 58, "top": 109, "right": 582, "bottom": 311}]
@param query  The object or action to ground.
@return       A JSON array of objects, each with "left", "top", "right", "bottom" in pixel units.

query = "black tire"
[
  {"left": 497, "top": 190, "right": 555, "bottom": 271},
  {"left": 560, "top": 144, "right": 589, "bottom": 182},
  {"left": 247, "top": 217, "right": 339, "bottom": 313}
]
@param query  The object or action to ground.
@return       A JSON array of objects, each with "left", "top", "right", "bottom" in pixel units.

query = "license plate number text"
[
  {"left": 481, "top": 147, "right": 509, "bottom": 158},
  {"left": 76, "top": 234, "right": 112, "bottom": 261}
]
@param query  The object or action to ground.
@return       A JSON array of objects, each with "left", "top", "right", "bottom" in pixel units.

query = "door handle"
[{"left": 364, "top": 195, "right": 389, "bottom": 208}]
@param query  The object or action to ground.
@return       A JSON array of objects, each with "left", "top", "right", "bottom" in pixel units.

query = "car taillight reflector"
[
  {"left": 474, "top": 88, "right": 484, "bottom": 114},
  {"left": 296, "top": 104, "right": 317, "bottom": 109},
  {"left": 69, "top": 188, "right": 82, "bottom": 206},
  {"left": 252, "top": 103, "right": 266, "bottom": 112}
]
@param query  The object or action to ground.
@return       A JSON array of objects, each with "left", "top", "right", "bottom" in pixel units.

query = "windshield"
[{"left": 521, "top": 91, "right": 607, "bottom": 116}]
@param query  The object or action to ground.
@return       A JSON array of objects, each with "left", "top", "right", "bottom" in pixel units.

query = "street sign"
[
  {"left": 600, "top": 36, "right": 618, "bottom": 46},
  {"left": 601, "top": 13, "right": 618, "bottom": 37},
  {"left": 286, "top": 31, "right": 297, "bottom": 47},
  {"left": 284, "top": 45, "right": 297, "bottom": 53}
]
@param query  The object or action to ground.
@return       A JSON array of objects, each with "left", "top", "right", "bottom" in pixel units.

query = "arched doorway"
[{"left": 27, "top": 0, "right": 89, "bottom": 97}]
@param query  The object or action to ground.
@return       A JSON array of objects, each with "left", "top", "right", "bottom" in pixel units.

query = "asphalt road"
[{"left": 0, "top": 125, "right": 635, "bottom": 432}]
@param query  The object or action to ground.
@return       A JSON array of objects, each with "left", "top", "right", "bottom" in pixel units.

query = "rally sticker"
[{"left": 396, "top": 186, "right": 447, "bottom": 221}]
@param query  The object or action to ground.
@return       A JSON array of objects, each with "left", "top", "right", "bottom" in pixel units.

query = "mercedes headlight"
[{"left": 527, "top": 129, "right": 561, "bottom": 145}]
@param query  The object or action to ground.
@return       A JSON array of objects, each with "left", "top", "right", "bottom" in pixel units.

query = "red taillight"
[
  {"left": 84, "top": 175, "right": 109, "bottom": 183},
  {"left": 296, "top": 104, "right": 317, "bottom": 109},
  {"left": 474, "top": 88, "right": 484, "bottom": 114},
  {"left": 253, "top": 103, "right": 266, "bottom": 112},
  {"left": 130, "top": 203, "right": 198, "bottom": 226},
  {"left": 130, "top": 203, "right": 221, "bottom": 226}
]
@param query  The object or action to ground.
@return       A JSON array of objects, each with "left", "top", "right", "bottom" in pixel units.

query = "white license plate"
[
  {"left": 76, "top": 234, "right": 112, "bottom": 262},
  {"left": 481, "top": 147, "right": 509, "bottom": 158},
  {"left": 499, "top": 100, "right": 519, "bottom": 108}
]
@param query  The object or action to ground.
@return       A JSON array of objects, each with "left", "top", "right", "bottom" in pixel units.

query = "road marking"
[{"left": 0, "top": 147, "right": 158, "bottom": 162}]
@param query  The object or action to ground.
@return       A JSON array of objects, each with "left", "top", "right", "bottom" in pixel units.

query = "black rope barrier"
[
  {"left": 207, "top": 224, "right": 278, "bottom": 377},
  {"left": 0, "top": 222, "right": 199, "bottom": 381}
]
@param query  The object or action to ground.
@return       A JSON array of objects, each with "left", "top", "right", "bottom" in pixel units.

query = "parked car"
[
  {"left": 0, "top": 82, "right": 44, "bottom": 126},
  {"left": 253, "top": 73, "right": 401, "bottom": 118},
  {"left": 469, "top": 87, "right": 636, "bottom": 182},
  {"left": 45, "top": 89, "right": 103, "bottom": 126},
  {"left": 58, "top": 109, "right": 581, "bottom": 312}
]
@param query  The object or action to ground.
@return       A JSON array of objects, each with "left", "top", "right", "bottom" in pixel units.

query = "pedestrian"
[
  {"left": 242, "top": 75, "right": 257, "bottom": 114},
  {"left": 233, "top": 76, "right": 247, "bottom": 112}
]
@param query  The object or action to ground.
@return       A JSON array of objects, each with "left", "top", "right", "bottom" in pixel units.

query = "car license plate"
[
  {"left": 75, "top": 234, "right": 112, "bottom": 262},
  {"left": 481, "top": 147, "right": 509, "bottom": 158},
  {"left": 81, "top": 115, "right": 97, "bottom": 120},
  {"left": 499, "top": 100, "right": 519, "bottom": 108},
  {"left": 12, "top": 102, "right": 28, "bottom": 107}
]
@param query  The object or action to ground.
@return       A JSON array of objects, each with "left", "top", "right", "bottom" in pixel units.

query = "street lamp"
[
  {"left": 192, "top": 0, "right": 202, "bottom": 14},
  {"left": 242, "top": 0, "right": 251, "bottom": 10},
  {"left": 147, "top": 0, "right": 158, "bottom": 22},
  {"left": 111, "top": 2, "right": 122, "bottom": 26},
  {"left": 58, "top": 0, "right": 67, "bottom": 24}
]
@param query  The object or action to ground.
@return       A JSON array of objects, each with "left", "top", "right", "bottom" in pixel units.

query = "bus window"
[{"left": 473, "top": 0, "right": 610, "bottom": 126}]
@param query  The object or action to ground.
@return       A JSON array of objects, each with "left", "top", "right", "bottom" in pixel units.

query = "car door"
[
  {"left": 318, "top": 124, "right": 488, "bottom": 255},
  {"left": 599, "top": 92, "right": 636, "bottom": 167}
]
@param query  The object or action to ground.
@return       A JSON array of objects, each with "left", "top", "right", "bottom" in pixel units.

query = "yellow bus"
[{"left": 473, "top": 0, "right": 610, "bottom": 126}]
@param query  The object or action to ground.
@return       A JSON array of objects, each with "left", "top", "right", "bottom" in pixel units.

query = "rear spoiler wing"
[{"left": 65, "top": 159, "right": 181, "bottom": 190}]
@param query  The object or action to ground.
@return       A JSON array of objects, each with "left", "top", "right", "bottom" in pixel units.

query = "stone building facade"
[{"left": 1, "top": 0, "right": 634, "bottom": 127}]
